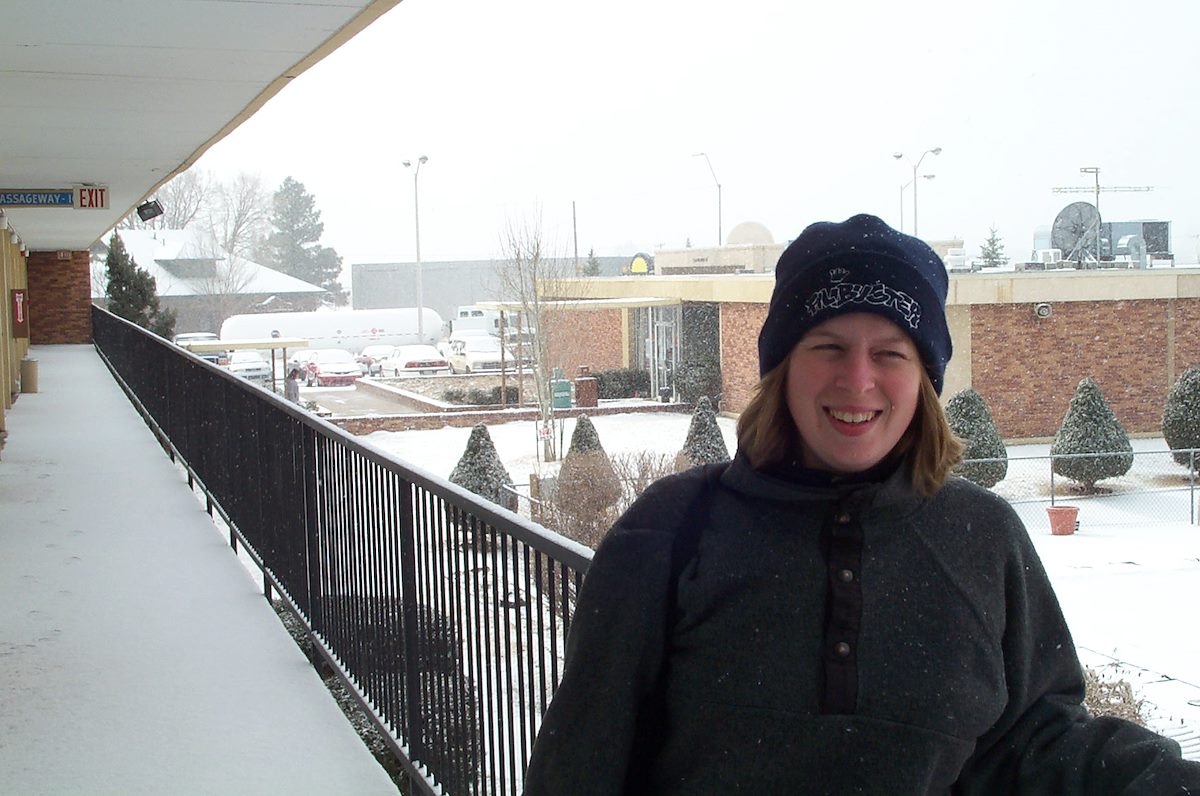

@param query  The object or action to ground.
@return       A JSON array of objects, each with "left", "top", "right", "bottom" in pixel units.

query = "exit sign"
[
  {"left": 74, "top": 186, "right": 109, "bottom": 209},
  {"left": 0, "top": 186, "right": 109, "bottom": 209}
]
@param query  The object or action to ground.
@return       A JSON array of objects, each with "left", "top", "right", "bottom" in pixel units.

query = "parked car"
[
  {"left": 446, "top": 334, "right": 519, "bottom": 374},
  {"left": 285, "top": 348, "right": 313, "bottom": 376},
  {"left": 356, "top": 344, "right": 395, "bottom": 376},
  {"left": 302, "top": 348, "right": 360, "bottom": 387},
  {"left": 226, "top": 350, "right": 271, "bottom": 383},
  {"left": 173, "top": 331, "right": 226, "bottom": 364},
  {"left": 379, "top": 344, "right": 451, "bottom": 376},
  {"left": 437, "top": 329, "right": 495, "bottom": 359}
]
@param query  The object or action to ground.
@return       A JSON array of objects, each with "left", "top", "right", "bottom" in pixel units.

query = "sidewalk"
[{"left": 0, "top": 345, "right": 397, "bottom": 795}]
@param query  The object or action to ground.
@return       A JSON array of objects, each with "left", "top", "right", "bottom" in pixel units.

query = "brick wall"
[
  {"left": 716, "top": 298, "right": 1195, "bottom": 439},
  {"left": 544, "top": 308, "right": 625, "bottom": 378},
  {"left": 28, "top": 251, "right": 91, "bottom": 343},
  {"left": 970, "top": 300, "right": 1178, "bottom": 439},
  {"left": 719, "top": 302, "right": 767, "bottom": 413}
]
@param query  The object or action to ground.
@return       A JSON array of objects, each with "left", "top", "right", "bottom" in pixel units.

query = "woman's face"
[{"left": 785, "top": 312, "right": 922, "bottom": 474}]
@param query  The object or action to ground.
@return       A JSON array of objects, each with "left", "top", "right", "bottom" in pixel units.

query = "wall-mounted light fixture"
[
  {"left": 136, "top": 199, "right": 164, "bottom": 222},
  {"left": 1034, "top": 302, "right": 1053, "bottom": 319}
]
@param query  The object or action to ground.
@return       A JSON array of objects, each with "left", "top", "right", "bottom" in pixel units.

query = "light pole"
[
  {"left": 899, "top": 174, "right": 936, "bottom": 234},
  {"left": 692, "top": 152, "right": 722, "bottom": 247},
  {"left": 403, "top": 155, "right": 428, "bottom": 339},
  {"left": 893, "top": 147, "right": 941, "bottom": 237}
]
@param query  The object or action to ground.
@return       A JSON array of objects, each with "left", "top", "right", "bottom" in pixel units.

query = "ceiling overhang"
[{"left": 0, "top": 0, "right": 400, "bottom": 254}]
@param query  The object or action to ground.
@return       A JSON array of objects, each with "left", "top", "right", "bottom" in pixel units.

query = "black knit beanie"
[{"left": 758, "top": 213, "right": 952, "bottom": 393}]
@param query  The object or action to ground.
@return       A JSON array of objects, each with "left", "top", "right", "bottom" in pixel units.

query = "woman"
[
  {"left": 285, "top": 367, "right": 302, "bottom": 403},
  {"left": 523, "top": 214, "right": 1199, "bottom": 794}
]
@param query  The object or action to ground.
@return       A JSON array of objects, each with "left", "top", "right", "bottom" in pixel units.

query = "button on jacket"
[{"left": 523, "top": 454, "right": 1200, "bottom": 794}]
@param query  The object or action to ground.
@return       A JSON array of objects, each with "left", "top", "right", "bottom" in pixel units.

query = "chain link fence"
[{"left": 969, "top": 448, "right": 1200, "bottom": 533}]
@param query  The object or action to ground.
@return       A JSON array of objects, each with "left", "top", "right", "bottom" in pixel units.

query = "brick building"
[{"left": 542, "top": 269, "right": 1200, "bottom": 441}]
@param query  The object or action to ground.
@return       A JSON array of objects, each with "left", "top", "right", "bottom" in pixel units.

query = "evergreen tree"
[
  {"left": 1161, "top": 366, "right": 1200, "bottom": 470},
  {"left": 449, "top": 425, "right": 516, "bottom": 510},
  {"left": 557, "top": 415, "right": 622, "bottom": 509},
  {"left": 978, "top": 225, "right": 1008, "bottom": 269},
  {"left": 583, "top": 247, "right": 601, "bottom": 277},
  {"left": 677, "top": 396, "right": 730, "bottom": 469},
  {"left": 262, "top": 176, "right": 346, "bottom": 303},
  {"left": 103, "top": 231, "right": 176, "bottom": 338},
  {"left": 945, "top": 388, "right": 1008, "bottom": 488},
  {"left": 1051, "top": 377, "right": 1133, "bottom": 492}
]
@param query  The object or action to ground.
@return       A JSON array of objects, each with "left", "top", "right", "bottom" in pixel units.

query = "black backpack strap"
[
  {"left": 626, "top": 461, "right": 729, "bottom": 789},
  {"left": 666, "top": 461, "right": 729, "bottom": 624}
]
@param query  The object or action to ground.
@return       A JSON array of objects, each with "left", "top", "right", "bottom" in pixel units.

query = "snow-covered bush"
[
  {"left": 676, "top": 396, "right": 730, "bottom": 470},
  {"left": 1051, "top": 377, "right": 1133, "bottom": 492},
  {"left": 547, "top": 416, "right": 623, "bottom": 548},
  {"left": 945, "top": 388, "right": 1007, "bottom": 488},
  {"left": 1161, "top": 366, "right": 1200, "bottom": 470},
  {"left": 449, "top": 424, "right": 517, "bottom": 511}
]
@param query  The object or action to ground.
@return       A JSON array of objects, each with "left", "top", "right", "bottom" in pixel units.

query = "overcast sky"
[{"left": 193, "top": 0, "right": 1200, "bottom": 269}]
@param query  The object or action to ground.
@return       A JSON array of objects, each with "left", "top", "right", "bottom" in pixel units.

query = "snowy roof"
[{"left": 96, "top": 229, "right": 326, "bottom": 298}]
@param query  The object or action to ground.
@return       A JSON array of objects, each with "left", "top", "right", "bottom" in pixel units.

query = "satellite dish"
[
  {"left": 1051, "top": 201, "right": 1101, "bottom": 266},
  {"left": 1116, "top": 234, "right": 1148, "bottom": 268}
]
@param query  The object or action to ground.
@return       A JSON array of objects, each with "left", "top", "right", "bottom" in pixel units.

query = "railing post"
[
  {"left": 398, "top": 479, "right": 425, "bottom": 762},
  {"left": 1049, "top": 454, "right": 1056, "bottom": 507},
  {"left": 1192, "top": 449, "right": 1196, "bottom": 525}
]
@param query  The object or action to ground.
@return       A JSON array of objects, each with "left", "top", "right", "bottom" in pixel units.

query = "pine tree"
[
  {"left": 103, "top": 231, "right": 176, "bottom": 338},
  {"left": 557, "top": 415, "right": 621, "bottom": 509},
  {"left": 677, "top": 396, "right": 730, "bottom": 469},
  {"left": 1161, "top": 366, "right": 1200, "bottom": 470},
  {"left": 449, "top": 425, "right": 516, "bottom": 510},
  {"left": 978, "top": 225, "right": 1008, "bottom": 269},
  {"left": 1051, "top": 377, "right": 1133, "bottom": 492},
  {"left": 945, "top": 388, "right": 1007, "bottom": 488},
  {"left": 262, "top": 176, "right": 346, "bottom": 303},
  {"left": 583, "top": 248, "right": 601, "bottom": 277}
]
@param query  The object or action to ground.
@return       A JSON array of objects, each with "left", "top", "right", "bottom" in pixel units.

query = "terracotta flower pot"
[{"left": 1047, "top": 505, "right": 1079, "bottom": 536}]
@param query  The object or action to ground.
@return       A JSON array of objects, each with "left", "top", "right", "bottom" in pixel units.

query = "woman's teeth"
[{"left": 829, "top": 409, "right": 876, "bottom": 424}]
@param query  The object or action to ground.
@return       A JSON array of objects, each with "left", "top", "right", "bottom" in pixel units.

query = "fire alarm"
[{"left": 1033, "top": 303, "right": 1052, "bottom": 319}]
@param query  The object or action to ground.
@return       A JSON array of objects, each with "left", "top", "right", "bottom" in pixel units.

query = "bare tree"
[
  {"left": 205, "top": 172, "right": 270, "bottom": 261},
  {"left": 494, "top": 213, "right": 587, "bottom": 462},
  {"left": 187, "top": 230, "right": 258, "bottom": 332}
]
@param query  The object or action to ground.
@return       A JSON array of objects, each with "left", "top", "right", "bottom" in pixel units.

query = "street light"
[
  {"left": 692, "top": 152, "right": 722, "bottom": 247},
  {"left": 892, "top": 147, "right": 942, "bottom": 237},
  {"left": 403, "top": 155, "right": 429, "bottom": 339},
  {"left": 898, "top": 174, "right": 936, "bottom": 234}
]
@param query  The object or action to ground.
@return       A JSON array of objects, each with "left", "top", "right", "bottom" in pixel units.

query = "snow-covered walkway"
[{"left": 0, "top": 345, "right": 396, "bottom": 795}]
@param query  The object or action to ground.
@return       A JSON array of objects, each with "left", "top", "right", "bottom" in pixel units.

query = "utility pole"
[{"left": 1052, "top": 167, "right": 1153, "bottom": 261}]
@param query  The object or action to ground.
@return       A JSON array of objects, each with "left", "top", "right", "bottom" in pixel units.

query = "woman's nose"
[{"left": 836, "top": 348, "right": 876, "bottom": 392}]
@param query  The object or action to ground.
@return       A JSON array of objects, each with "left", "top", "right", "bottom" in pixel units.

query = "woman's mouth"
[{"left": 828, "top": 408, "right": 879, "bottom": 424}]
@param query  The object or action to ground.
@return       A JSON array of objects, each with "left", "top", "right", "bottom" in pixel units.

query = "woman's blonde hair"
[{"left": 735, "top": 361, "right": 963, "bottom": 497}]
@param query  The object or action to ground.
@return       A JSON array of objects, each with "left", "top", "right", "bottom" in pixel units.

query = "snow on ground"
[{"left": 364, "top": 413, "right": 1200, "bottom": 747}]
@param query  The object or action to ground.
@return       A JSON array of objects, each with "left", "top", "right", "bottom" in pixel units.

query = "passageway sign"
[{"left": 0, "top": 186, "right": 108, "bottom": 208}]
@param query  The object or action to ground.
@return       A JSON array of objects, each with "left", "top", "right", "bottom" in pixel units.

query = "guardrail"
[{"left": 92, "top": 306, "right": 591, "bottom": 795}]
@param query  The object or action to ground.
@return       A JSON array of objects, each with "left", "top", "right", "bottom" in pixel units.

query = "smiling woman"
[{"left": 523, "top": 214, "right": 1200, "bottom": 793}]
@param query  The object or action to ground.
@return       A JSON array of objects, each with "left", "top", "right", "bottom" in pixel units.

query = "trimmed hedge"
[{"left": 595, "top": 368, "right": 651, "bottom": 399}]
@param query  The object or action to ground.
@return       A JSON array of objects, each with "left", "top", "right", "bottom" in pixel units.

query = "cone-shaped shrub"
[
  {"left": 556, "top": 415, "right": 622, "bottom": 513},
  {"left": 1051, "top": 377, "right": 1133, "bottom": 492},
  {"left": 945, "top": 388, "right": 1007, "bottom": 488},
  {"left": 449, "top": 424, "right": 516, "bottom": 511},
  {"left": 1162, "top": 366, "right": 1200, "bottom": 470},
  {"left": 677, "top": 396, "right": 730, "bottom": 470}
]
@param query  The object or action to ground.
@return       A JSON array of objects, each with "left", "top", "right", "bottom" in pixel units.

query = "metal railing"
[{"left": 92, "top": 306, "right": 591, "bottom": 795}]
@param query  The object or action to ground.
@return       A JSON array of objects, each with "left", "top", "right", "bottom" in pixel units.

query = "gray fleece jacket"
[{"left": 523, "top": 455, "right": 1200, "bottom": 794}]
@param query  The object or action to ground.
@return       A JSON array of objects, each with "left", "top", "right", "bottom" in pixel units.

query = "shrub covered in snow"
[
  {"left": 449, "top": 424, "right": 517, "bottom": 511},
  {"left": 1161, "top": 366, "right": 1200, "bottom": 470},
  {"left": 945, "top": 388, "right": 1007, "bottom": 488},
  {"left": 547, "top": 416, "right": 623, "bottom": 547},
  {"left": 1051, "top": 377, "right": 1133, "bottom": 492},
  {"left": 677, "top": 396, "right": 730, "bottom": 470}
]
